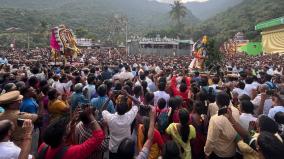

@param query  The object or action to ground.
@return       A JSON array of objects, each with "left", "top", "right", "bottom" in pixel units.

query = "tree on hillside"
[
  {"left": 169, "top": 0, "right": 188, "bottom": 31},
  {"left": 75, "top": 27, "right": 89, "bottom": 38}
]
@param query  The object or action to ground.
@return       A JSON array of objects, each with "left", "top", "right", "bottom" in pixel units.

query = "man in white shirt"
[
  {"left": 252, "top": 84, "right": 273, "bottom": 115},
  {"left": 244, "top": 76, "right": 257, "bottom": 98},
  {"left": 232, "top": 81, "right": 248, "bottom": 98},
  {"left": 102, "top": 95, "right": 138, "bottom": 155},
  {"left": 0, "top": 120, "right": 33, "bottom": 159},
  {"left": 116, "top": 65, "right": 134, "bottom": 81},
  {"left": 239, "top": 100, "right": 257, "bottom": 130},
  {"left": 268, "top": 106, "right": 284, "bottom": 120},
  {"left": 52, "top": 76, "right": 73, "bottom": 95},
  {"left": 154, "top": 82, "right": 170, "bottom": 106}
]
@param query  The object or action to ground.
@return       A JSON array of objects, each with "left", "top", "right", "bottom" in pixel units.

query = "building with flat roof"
[{"left": 128, "top": 36, "right": 194, "bottom": 56}]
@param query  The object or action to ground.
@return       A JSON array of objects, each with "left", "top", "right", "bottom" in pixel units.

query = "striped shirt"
[{"left": 75, "top": 122, "right": 109, "bottom": 159}]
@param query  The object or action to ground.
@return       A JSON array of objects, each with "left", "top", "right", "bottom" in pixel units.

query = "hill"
[
  {"left": 193, "top": 0, "right": 284, "bottom": 43},
  {"left": 186, "top": 0, "right": 243, "bottom": 20},
  {"left": 0, "top": 0, "right": 198, "bottom": 32}
]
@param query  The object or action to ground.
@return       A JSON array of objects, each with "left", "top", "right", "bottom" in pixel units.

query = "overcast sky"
[{"left": 154, "top": 0, "right": 208, "bottom": 3}]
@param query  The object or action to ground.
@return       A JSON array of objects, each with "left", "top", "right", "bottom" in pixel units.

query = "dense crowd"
[{"left": 0, "top": 48, "right": 284, "bottom": 159}]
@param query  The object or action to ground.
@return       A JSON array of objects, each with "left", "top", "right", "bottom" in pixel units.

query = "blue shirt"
[
  {"left": 70, "top": 92, "right": 89, "bottom": 111},
  {"left": 91, "top": 96, "right": 115, "bottom": 120},
  {"left": 268, "top": 106, "right": 284, "bottom": 119},
  {"left": 20, "top": 98, "right": 38, "bottom": 114}
]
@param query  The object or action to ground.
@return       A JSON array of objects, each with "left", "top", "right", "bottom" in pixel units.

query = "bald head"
[{"left": 0, "top": 120, "right": 13, "bottom": 141}]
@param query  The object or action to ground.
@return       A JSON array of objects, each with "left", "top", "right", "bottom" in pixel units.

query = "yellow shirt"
[
  {"left": 237, "top": 140, "right": 259, "bottom": 159},
  {"left": 48, "top": 99, "right": 68, "bottom": 123},
  {"left": 166, "top": 123, "right": 196, "bottom": 159},
  {"left": 204, "top": 115, "right": 237, "bottom": 158},
  {"left": 137, "top": 125, "right": 161, "bottom": 159}
]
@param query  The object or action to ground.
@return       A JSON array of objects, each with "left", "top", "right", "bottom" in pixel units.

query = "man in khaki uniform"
[{"left": 0, "top": 91, "right": 37, "bottom": 147}]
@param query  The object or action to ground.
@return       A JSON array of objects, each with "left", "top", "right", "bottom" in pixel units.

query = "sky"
[{"left": 154, "top": 0, "right": 209, "bottom": 3}]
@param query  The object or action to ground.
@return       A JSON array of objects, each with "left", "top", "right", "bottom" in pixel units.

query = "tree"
[
  {"left": 169, "top": 0, "right": 188, "bottom": 31},
  {"left": 75, "top": 27, "right": 89, "bottom": 38},
  {"left": 206, "top": 39, "right": 223, "bottom": 68}
]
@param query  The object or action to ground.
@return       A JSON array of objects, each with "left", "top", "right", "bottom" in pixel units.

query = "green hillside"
[
  {"left": 0, "top": 0, "right": 199, "bottom": 47},
  {"left": 193, "top": 0, "right": 284, "bottom": 43}
]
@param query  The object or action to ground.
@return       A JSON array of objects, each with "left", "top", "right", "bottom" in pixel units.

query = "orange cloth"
[{"left": 137, "top": 124, "right": 164, "bottom": 159}]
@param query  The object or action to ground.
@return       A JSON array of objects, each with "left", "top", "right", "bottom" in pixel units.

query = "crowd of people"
[{"left": 0, "top": 47, "right": 284, "bottom": 159}]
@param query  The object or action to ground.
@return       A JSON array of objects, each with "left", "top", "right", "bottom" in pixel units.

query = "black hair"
[
  {"left": 239, "top": 94, "right": 251, "bottom": 102},
  {"left": 125, "top": 80, "right": 133, "bottom": 89},
  {"left": 216, "top": 92, "right": 230, "bottom": 108},
  {"left": 97, "top": 84, "right": 107, "bottom": 97},
  {"left": 157, "top": 82, "right": 166, "bottom": 91},
  {"left": 168, "top": 97, "right": 177, "bottom": 123},
  {"left": 275, "top": 112, "right": 284, "bottom": 125},
  {"left": 59, "top": 76, "right": 68, "bottom": 83},
  {"left": 142, "top": 117, "right": 150, "bottom": 144},
  {"left": 162, "top": 141, "right": 181, "bottom": 159},
  {"left": 144, "top": 70, "right": 149, "bottom": 76},
  {"left": 158, "top": 98, "right": 166, "bottom": 110},
  {"left": 114, "top": 82, "right": 122, "bottom": 91},
  {"left": 257, "top": 131, "right": 284, "bottom": 159},
  {"left": 117, "top": 138, "right": 135, "bottom": 159},
  {"left": 139, "top": 73, "right": 146, "bottom": 81},
  {"left": 239, "top": 71, "right": 247, "bottom": 79},
  {"left": 123, "top": 85, "right": 132, "bottom": 95},
  {"left": 159, "top": 77, "right": 167, "bottom": 83},
  {"left": 144, "top": 92, "right": 154, "bottom": 104},
  {"left": 28, "top": 76, "right": 38, "bottom": 87},
  {"left": 216, "top": 92, "right": 230, "bottom": 116},
  {"left": 141, "top": 81, "right": 148, "bottom": 94},
  {"left": 193, "top": 101, "right": 205, "bottom": 115},
  {"left": 175, "top": 96, "right": 183, "bottom": 108},
  {"left": 87, "top": 75, "right": 96, "bottom": 84},
  {"left": 79, "top": 111, "right": 91, "bottom": 125},
  {"left": 245, "top": 76, "right": 254, "bottom": 84},
  {"left": 74, "top": 76, "right": 81, "bottom": 84},
  {"left": 43, "top": 117, "right": 69, "bottom": 148},
  {"left": 116, "top": 96, "right": 129, "bottom": 115},
  {"left": 199, "top": 77, "right": 208, "bottom": 87},
  {"left": 125, "top": 65, "right": 131, "bottom": 72},
  {"left": 240, "top": 100, "right": 254, "bottom": 114},
  {"left": 31, "top": 66, "right": 40, "bottom": 74},
  {"left": 41, "top": 85, "right": 50, "bottom": 96},
  {"left": 104, "top": 80, "right": 113, "bottom": 91},
  {"left": 20, "top": 85, "right": 31, "bottom": 97},
  {"left": 258, "top": 115, "right": 278, "bottom": 133},
  {"left": 238, "top": 81, "right": 246, "bottom": 90},
  {"left": 133, "top": 85, "right": 142, "bottom": 96},
  {"left": 168, "top": 97, "right": 177, "bottom": 109},
  {"left": 179, "top": 83, "right": 187, "bottom": 93},
  {"left": 47, "top": 88, "right": 58, "bottom": 100},
  {"left": 212, "top": 76, "right": 220, "bottom": 84},
  {"left": 265, "top": 74, "right": 273, "bottom": 82},
  {"left": 179, "top": 108, "right": 190, "bottom": 142},
  {"left": 0, "top": 120, "right": 12, "bottom": 141},
  {"left": 194, "top": 71, "right": 199, "bottom": 76},
  {"left": 39, "top": 80, "right": 48, "bottom": 88}
]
